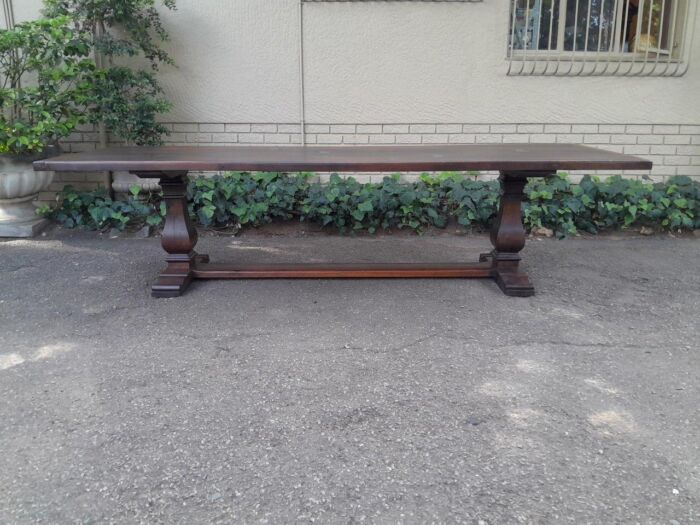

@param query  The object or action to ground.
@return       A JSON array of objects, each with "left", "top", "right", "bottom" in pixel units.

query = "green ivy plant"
[
  {"left": 43, "top": 0, "right": 175, "bottom": 145},
  {"left": 188, "top": 172, "right": 312, "bottom": 227},
  {"left": 38, "top": 184, "right": 164, "bottom": 230},
  {"left": 430, "top": 172, "right": 500, "bottom": 229},
  {"left": 524, "top": 173, "right": 699, "bottom": 236},
  {"left": 42, "top": 173, "right": 700, "bottom": 236},
  {"left": 0, "top": 17, "right": 94, "bottom": 159}
]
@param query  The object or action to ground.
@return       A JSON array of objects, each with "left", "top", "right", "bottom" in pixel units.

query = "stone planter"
[
  {"left": 0, "top": 157, "right": 54, "bottom": 237},
  {"left": 112, "top": 171, "right": 160, "bottom": 196}
]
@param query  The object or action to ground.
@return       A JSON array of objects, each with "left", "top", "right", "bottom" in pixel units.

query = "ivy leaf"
[
  {"left": 231, "top": 206, "right": 248, "bottom": 218},
  {"left": 358, "top": 201, "right": 373, "bottom": 213},
  {"left": 399, "top": 191, "right": 416, "bottom": 206}
]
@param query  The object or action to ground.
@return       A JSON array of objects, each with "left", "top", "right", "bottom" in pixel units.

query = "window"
[{"left": 507, "top": 0, "right": 696, "bottom": 76}]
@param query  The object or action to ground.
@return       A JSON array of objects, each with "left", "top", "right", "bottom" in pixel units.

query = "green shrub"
[
  {"left": 188, "top": 172, "right": 311, "bottom": 227},
  {"left": 42, "top": 172, "right": 700, "bottom": 236},
  {"left": 523, "top": 174, "right": 699, "bottom": 236},
  {"left": 44, "top": 0, "right": 176, "bottom": 145},
  {"left": 439, "top": 173, "right": 500, "bottom": 228},
  {"left": 300, "top": 174, "right": 451, "bottom": 233},
  {"left": 39, "top": 184, "right": 163, "bottom": 230},
  {"left": 0, "top": 17, "right": 94, "bottom": 158}
]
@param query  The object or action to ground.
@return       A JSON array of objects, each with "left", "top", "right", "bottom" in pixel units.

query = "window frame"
[{"left": 506, "top": 0, "right": 695, "bottom": 76}]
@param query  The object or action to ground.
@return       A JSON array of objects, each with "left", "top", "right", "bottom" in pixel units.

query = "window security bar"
[{"left": 507, "top": 0, "right": 697, "bottom": 76}]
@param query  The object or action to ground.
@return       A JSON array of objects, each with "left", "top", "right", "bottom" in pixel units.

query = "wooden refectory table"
[{"left": 34, "top": 144, "right": 652, "bottom": 298}]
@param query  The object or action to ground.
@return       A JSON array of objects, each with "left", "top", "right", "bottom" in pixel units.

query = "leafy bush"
[
  {"left": 39, "top": 185, "right": 163, "bottom": 230},
  {"left": 83, "top": 66, "right": 171, "bottom": 146},
  {"left": 44, "top": 0, "right": 175, "bottom": 145},
  {"left": 188, "top": 172, "right": 311, "bottom": 227},
  {"left": 524, "top": 173, "right": 699, "bottom": 236},
  {"left": 300, "top": 174, "right": 450, "bottom": 233},
  {"left": 42, "top": 172, "right": 700, "bottom": 236},
  {"left": 438, "top": 173, "right": 501, "bottom": 228},
  {"left": 44, "top": 0, "right": 177, "bottom": 68},
  {"left": 0, "top": 17, "right": 94, "bottom": 158}
]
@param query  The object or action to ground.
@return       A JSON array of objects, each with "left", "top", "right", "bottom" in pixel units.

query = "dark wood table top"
[{"left": 34, "top": 144, "right": 652, "bottom": 173}]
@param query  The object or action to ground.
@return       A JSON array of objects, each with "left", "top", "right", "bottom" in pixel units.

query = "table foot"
[
  {"left": 152, "top": 274, "right": 194, "bottom": 298},
  {"left": 194, "top": 253, "right": 210, "bottom": 264},
  {"left": 151, "top": 252, "right": 200, "bottom": 298},
  {"left": 492, "top": 267, "right": 535, "bottom": 297},
  {"left": 151, "top": 252, "right": 209, "bottom": 297}
]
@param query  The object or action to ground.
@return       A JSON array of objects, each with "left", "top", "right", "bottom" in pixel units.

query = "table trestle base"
[{"left": 143, "top": 169, "right": 548, "bottom": 299}]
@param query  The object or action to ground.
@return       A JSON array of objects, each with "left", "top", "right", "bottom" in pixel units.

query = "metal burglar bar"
[
  {"left": 2, "top": 0, "right": 15, "bottom": 29},
  {"left": 507, "top": 0, "right": 697, "bottom": 76}
]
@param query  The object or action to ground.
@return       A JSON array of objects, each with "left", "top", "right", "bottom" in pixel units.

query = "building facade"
[{"left": 5, "top": 0, "right": 700, "bottom": 200}]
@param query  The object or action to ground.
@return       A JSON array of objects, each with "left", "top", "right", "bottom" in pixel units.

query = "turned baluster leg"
[
  {"left": 485, "top": 172, "right": 536, "bottom": 297},
  {"left": 146, "top": 172, "right": 208, "bottom": 298}
]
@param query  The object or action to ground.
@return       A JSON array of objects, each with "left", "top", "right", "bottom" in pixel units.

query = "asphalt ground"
[{"left": 1, "top": 228, "right": 698, "bottom": 523}]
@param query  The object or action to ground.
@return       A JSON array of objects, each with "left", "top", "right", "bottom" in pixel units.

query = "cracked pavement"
[{"left": 1, "top": 228, "right": 699, "bottom": 523}]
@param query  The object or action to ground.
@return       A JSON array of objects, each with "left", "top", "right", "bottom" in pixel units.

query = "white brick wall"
[{"left": 42, "top": 121, "right": 700, "bottom": 201}]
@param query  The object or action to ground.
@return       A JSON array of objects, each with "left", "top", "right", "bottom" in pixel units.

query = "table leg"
[
  {"left": 483, "top": 172, "right": 535, "bottom": 297},
  {"left": 151, "top": 172, "right": 206, "bottom": 298}
]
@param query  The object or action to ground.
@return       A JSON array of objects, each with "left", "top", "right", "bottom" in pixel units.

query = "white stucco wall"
[
  {"left": 157, "top": 0, "right": 302, "bottom": 122},
  {"left": 7, "top": 0, "right": 700, "bottom": 126},
  {"left": 302, "top": 1, "right": 700, "bottom": 124}
]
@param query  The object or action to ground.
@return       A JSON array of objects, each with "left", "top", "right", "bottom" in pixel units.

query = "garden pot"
[
  {"left": 112, "top": 171, "right": 160, "bottom": 196},
  {"left": 0, "top": 156, "right": 54, "bottom": 237}
]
